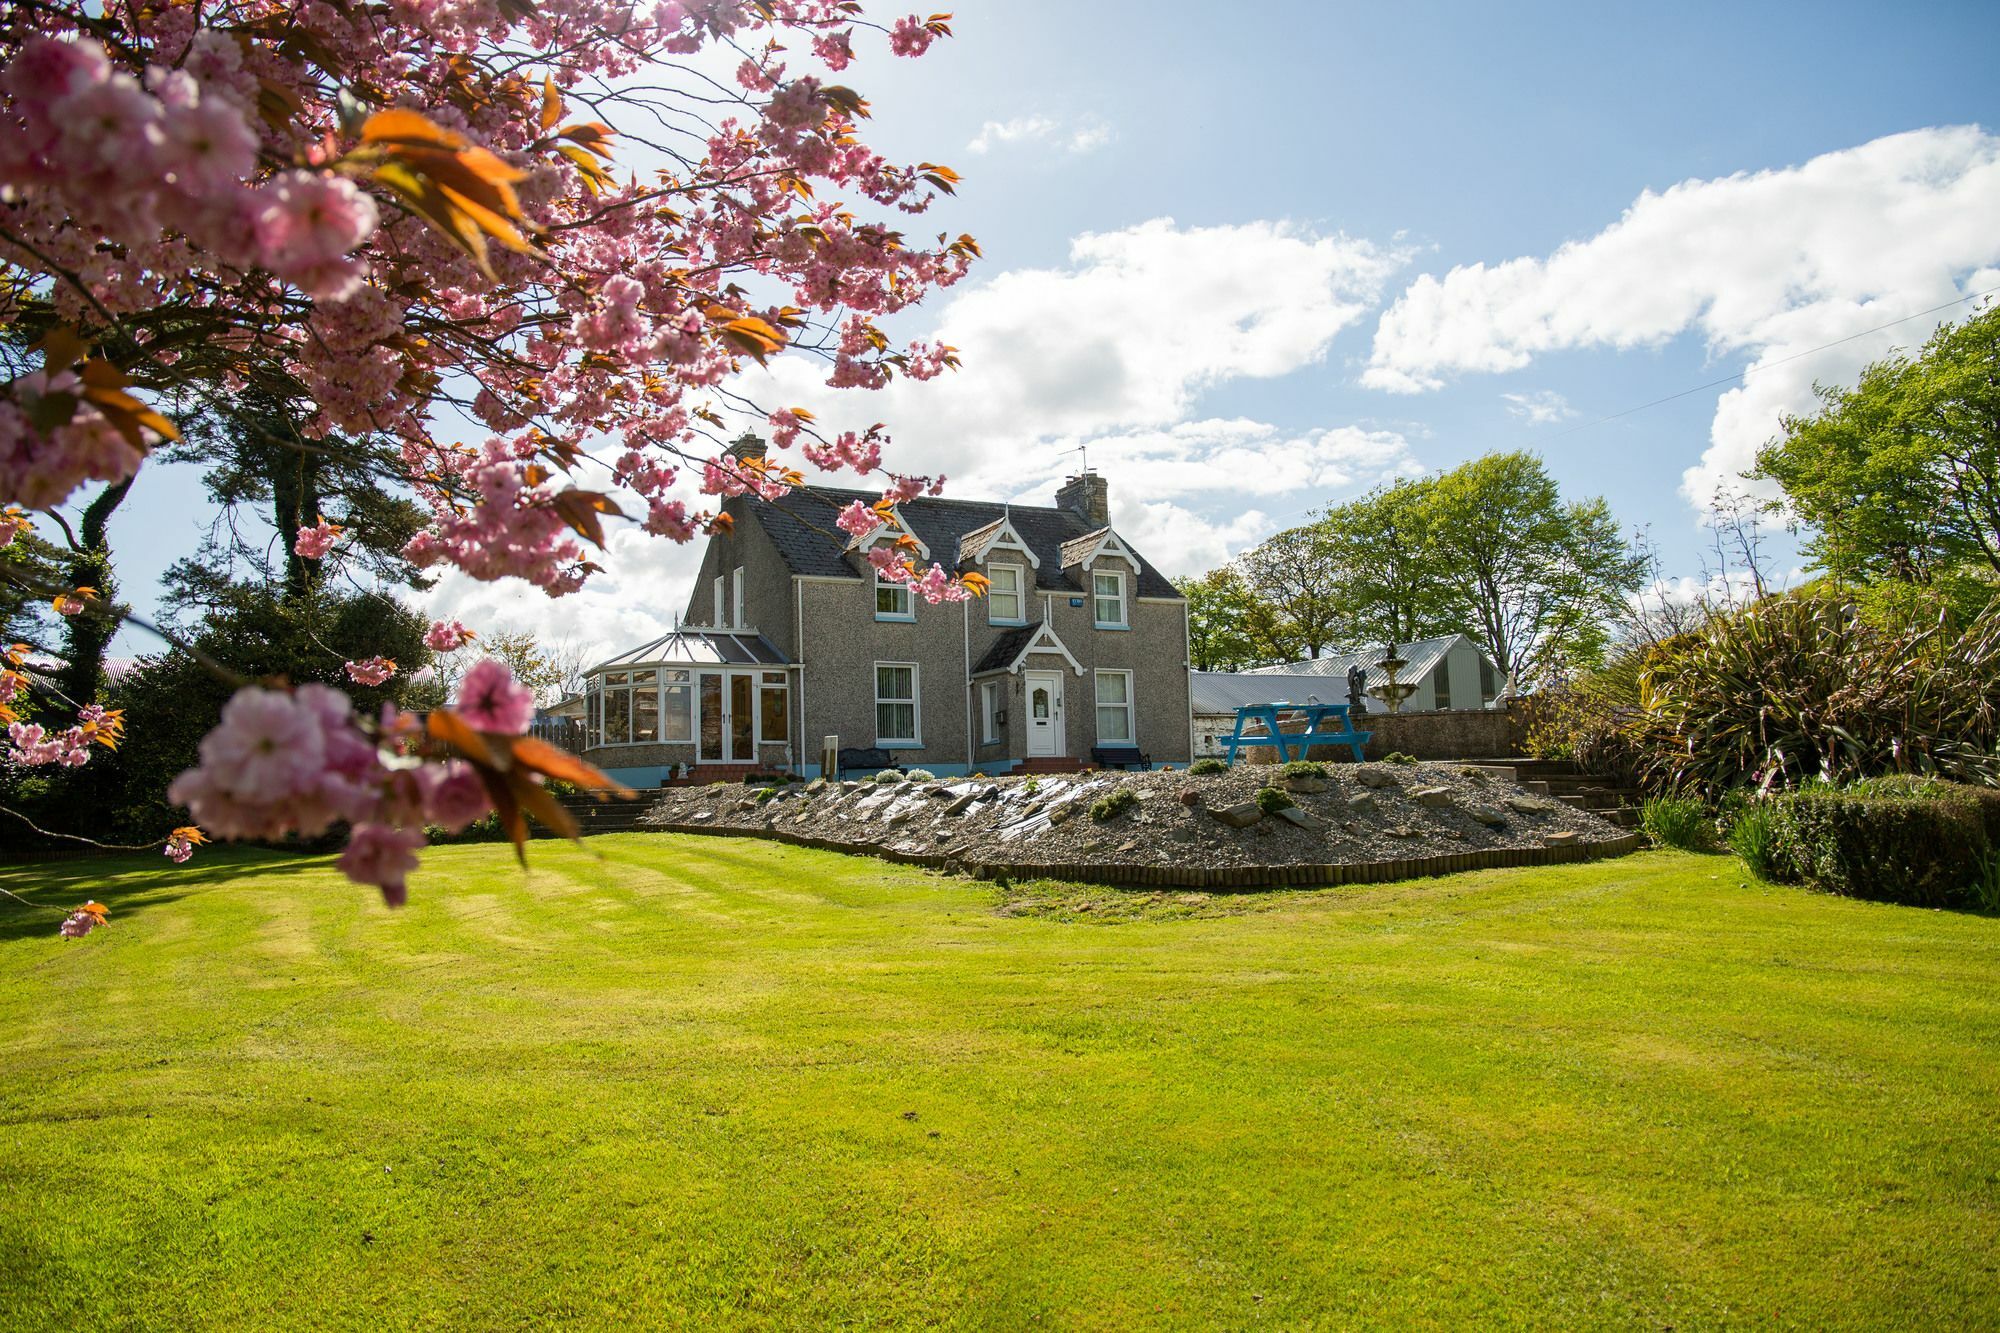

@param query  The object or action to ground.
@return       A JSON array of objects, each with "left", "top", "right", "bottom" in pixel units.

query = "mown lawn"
[{"left": 2, "top": 839, "right": 1997, "bottom": 1329}]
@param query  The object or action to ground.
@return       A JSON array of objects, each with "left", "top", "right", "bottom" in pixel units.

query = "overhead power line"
[{"left": 1542, "top": 284, "right": 2000, "bottom": 442}]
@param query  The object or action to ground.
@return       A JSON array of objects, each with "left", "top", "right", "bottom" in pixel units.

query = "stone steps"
[{"left": 1472, "top": 760, "right": 1644, "bottom": 829}]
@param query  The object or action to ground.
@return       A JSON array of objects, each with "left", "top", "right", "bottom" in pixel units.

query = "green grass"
[{"left": 3, "top": 840, "right": 1998, "bottom": 1329}]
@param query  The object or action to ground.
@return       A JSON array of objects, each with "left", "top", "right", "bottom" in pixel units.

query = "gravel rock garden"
[{"left": 638, "top": 759, "right": 1636, "bottom": 885}]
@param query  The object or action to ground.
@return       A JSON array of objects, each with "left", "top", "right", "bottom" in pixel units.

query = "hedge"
[{"left": 1768, "top": 783, "right": 1990, "bottom": 908}]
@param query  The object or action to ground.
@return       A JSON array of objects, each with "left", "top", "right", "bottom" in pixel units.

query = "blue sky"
[{"left": 100, "top": 0, "right": 2000, "bottom": 657}]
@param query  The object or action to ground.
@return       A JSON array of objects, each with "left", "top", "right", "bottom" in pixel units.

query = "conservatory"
[{"left": 580, "top": 627, "right": 796, "bottom": 783}]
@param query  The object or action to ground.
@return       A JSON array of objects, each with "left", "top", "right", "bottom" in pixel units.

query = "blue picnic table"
[{"left": 1221, "top": 702, "right": 1373, "bottom": 764}]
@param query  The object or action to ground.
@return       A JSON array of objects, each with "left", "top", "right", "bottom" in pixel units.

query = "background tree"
[
  {"left": 1425, "top": 452, "right": 1643, "bottom": 684},
  {"left": 1177, "top": 568, "right": 1263, "bottom": 672},
  {"left": 1234, "top": 523, "right": 1344, "bottom": 660},
  {"left": 1752, "top": 302, "right": 2000, "bottom": 616},
  {"left": 1316, "top": 478, "right": 1468, "bottom": 647}
]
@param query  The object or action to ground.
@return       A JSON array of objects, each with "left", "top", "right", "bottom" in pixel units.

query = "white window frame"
[
  {"left": 875, "top": 573, "right": 915, "bottom": 622},
  {"left": 731, "top": 567, "right": 745, "bottom": 628},
  {"left": 874, "top": 662, "right": 920, "bottom": 745},
  {"left": 1092, "top": 569, "right": 1128, "bottom": 629},
  {"left": 1094, "top": 669, "right": 1134, "bottom": 744},
  {"left": 661, "top": 668, "right": 693, "bottom": 743},
  {"left": 712, "top": 574, "right": 724, "bottom": 628},
  {"left": 979, "top": 680, "right": 1001, "bottom": 745},
  {"left": 986, "top": 563, "right": 1026, "bottom": 625}
]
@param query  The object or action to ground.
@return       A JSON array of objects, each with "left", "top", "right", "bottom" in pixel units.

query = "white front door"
[
  {"left": 1024, "top": 670, "right": 1063, "bottom": 757},
  {"left": 698, "top": 670, "right": 758, "bottom": 763}
]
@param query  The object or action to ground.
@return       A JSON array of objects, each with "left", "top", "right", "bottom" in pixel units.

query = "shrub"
[
  {"left": 1253, "top": 786, "right": 1295, "bottom": 815},
  {"left": 872, "top": 769, "right": 903, "bottom": 784},
  {"left": 1089, "top": 788, "right": 1138, "bottom": 822},
  {"left": 1632, "top": 591, "right": 2000, "bottom": 796},
  {"left": 905, "top": 768, "right": 936, "bottom": 783},
  {"left": 1768, "top": 785, "right": 1989, "bottom": 907},
  {"left": 1728, "top": 803, "right": 1785, "bottom": 881},
  {"left": 1641, "top": 795, "right": 1714, "bottom": 851},
  {"left": 1383, "top": 752, "right": 1418, "bottom": 766},
  {"left": 1280, "top": 760, "right": 1327, "bottom": 779},
  {"left": 1188, "top": 757, "right": 1229, "bottom": 776},
  {"left": 1022, "top": 778, "right": 1040, "bottom": 795},
  {"left": 753, "top": 786, "right": 778, "bottom": 805}
]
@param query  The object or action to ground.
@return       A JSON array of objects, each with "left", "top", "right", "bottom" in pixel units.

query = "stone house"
[{"left": 578, "top": 448, "right": 1193, "bottom": 785}]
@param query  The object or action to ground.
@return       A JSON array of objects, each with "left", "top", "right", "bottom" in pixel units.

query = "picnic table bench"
[{"left": 1221, "top": 702, "right": 1372, "bottom": 764}]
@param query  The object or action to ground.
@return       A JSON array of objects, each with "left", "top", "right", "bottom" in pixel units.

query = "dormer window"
[
  {"left": 875, "top": 573, "right": 914, "bottom": 621},
  {"left": 1092, "top": 570, "right": 1127, "bottom": 629},
  {"left": 987, "top": 564, "right": 1025, "bottom": 625}
]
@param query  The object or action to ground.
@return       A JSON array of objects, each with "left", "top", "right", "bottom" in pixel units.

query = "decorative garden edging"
[{"left": 637, "top": 819, "right": 1647, "bottom": 890}]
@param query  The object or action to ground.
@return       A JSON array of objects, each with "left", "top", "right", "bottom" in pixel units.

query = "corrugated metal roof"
[
  {"left": 1190, "top": 672, "right": 1354, "bottom": 715},
  {"left": 588, "top": 629, "right": 791, "bottom": 672},
  {"left": 1241, "top": 634, "right": 1466, "bottom": 685}
]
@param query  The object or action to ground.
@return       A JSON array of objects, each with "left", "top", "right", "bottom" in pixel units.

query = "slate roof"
[
  {"left": 741, "top": 488, "right": 1180, "bottom": 598},
  {"left": 971, "top": 623, "right": 1039, "bottom": 674}
]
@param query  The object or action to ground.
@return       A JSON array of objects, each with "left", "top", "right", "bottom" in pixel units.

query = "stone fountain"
[{"left": 1367, "top": 642, "right": 1418, "bottom": 715}]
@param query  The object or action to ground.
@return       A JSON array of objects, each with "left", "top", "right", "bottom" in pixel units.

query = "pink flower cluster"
[
  {"left": 424, "top": 619, "right": 476, "bottom": 652},
  {"left": 295, "top": 520, "right": 342, "bottom": 559},
  {"left": 344, "top": 656, "right": 396, "bottom": 687},
  {"left": 0, "top": 370, "right": 147, "bottom": 512},
  {"left": 59, "top": 903, "right": 107, "bottom": 938},
  {"left": 164, "top": 828, "right": 198, "bottom": 863},
  {"left": 7, "top": 720, "right": 91, "bottom": 767},
  {"left": 402, "top": 437, "right": 589, "bottom": 595},
  {"left": 835, "top": 499, "right": 882, "bottom": 539},
  {"left": 166, "top": 679, "right": 515, "bottom": 904},
  {"left": 456, "top": 658, "right": 536, "bottom": 734}
]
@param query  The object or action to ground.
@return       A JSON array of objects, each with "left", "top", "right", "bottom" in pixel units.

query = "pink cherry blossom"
[
  {"left": 294, "top": 520, "right": 341, "bottom": 559},
  {"left": 455, "top": 658, "right": 535, "bottom": 734},
  {"left": 424, "top": 619, "right": 476, "bottom": 653},
  {"left": 164, "top": 829, "right": 198, "bottom": 863},
  {"left": 338, "top": 822, "right": 425, "bottom": 907},
  {"left": 836, "top": 499, "right": 882, "bottom": 538},
  {"left": 344, "top": 656, "right": 396, "bottom": 687}
]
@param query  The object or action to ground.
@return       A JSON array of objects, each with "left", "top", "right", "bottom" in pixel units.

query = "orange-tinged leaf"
[
  {"left": 426, "top": 708, "right": 500, "bottom": 768},
  {"left": 34, "top": 326, "right": 88, "bottom": 371},
  {"left": 362, "top": 107, "right": 467, "bottom": 149},
  {"left": 510, "top": 736, "right": 634, "bottom": 796},
  {"left": 540, "top": 72, "right": 562, "bottom": 131},
  {"left": 960, "top": 570, "right": 990, "bottom": 596}
]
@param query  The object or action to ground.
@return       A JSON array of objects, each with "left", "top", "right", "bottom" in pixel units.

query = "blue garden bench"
[{"left": 1221, "top": 702, "right": 1372, "bottom": 764}]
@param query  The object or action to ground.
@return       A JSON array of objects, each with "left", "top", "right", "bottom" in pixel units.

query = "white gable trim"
[
  {"left": 976, "top": 621, "right": 1085, "bottom": 678},
  {"left": 976, "top": 512, "right": 1041, "bottom": 568},
  {"left": 1063, "top": 527, "right": 1137, "bottom": 572}
]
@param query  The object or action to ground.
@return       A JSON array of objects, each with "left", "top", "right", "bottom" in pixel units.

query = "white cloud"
[
  {"left": 1362, "top": 127, "right": 2000, "bottom": 504},
  {"left": 420, "top": 525, "right": 708, "bottom": 666},
  {"left": 1500, "top": 389, "right": 1575, "bottom": 425},
  {"left": 967, "top": 114, "right": 1113, "bottom": 156},
  {"left": 429, "top": 218, "right": 1417, "bottom": 656}
]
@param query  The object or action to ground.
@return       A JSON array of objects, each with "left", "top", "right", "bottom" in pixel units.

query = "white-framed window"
[
  {"left": 1092, "top": 570, "right": 1127, "bottom": 628},
  {"left": 662, "top": 669, "right": 693, "bottom": 742},
  {"left": 1094, "top": 669, "right": 1134, "bottom": 743},
  {"left": 979, "top": 680, "right": 1001, "bottom": 745},
  {"left": 987, "top": 563, "right": 1025, "bottom": 625},
  {"left": 875, "top": 573, "right": 914, "bottom": 621},
  {"left": 712, "top": 574, "right": 724, "bottom": 627},
  {"left": 731, "top": 567, "right": 745, "bottom": 628},
  {"left": 589, "top": 668, "right": 694, "bottom": 746},
  {"left": 758, "top": 669, "right": 789, "bottom": 743},
  {"left": 875, "top": 663, "right": 919, "bottom": 744}
]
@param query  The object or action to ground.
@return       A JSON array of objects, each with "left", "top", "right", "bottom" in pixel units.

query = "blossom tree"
[{"left": 0, "top": 0, "right": 982, "bottom": 918}]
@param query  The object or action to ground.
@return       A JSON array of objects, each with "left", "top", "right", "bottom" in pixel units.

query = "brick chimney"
[
  {"left": 728, "top": 430, "right": 768, "bottom": 463},
  {"left": 1055, "top": 470, "right": 1109, "bottom": 528}
]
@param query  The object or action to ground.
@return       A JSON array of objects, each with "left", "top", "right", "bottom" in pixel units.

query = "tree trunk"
[{"left": 56, "top": 478, "right": 133, "bottom": 710}]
